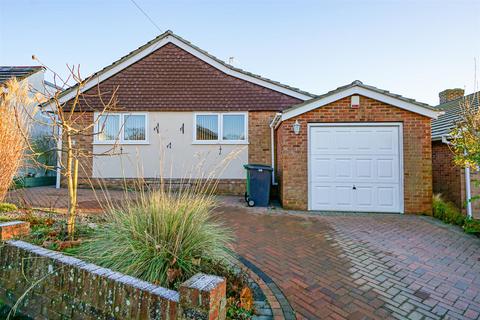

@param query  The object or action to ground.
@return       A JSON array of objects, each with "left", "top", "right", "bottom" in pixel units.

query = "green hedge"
[{"left": 432, "top": 194, "right": 480, "bottom": 235}]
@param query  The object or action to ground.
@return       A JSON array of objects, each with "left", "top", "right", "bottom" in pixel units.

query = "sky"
[{"left": 1, "top": 0, "right": 479, "bottom": 105}]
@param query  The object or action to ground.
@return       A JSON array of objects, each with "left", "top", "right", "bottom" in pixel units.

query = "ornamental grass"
[
  {"left": 78, "top": 182, "right": 233, "bottom": 288},
  {"left": 0, "top": 79, "right": 32, "bottom": 201}
]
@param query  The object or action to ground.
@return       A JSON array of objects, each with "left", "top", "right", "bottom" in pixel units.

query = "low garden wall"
[{"left": 0, "top": 222, "right": 226, "bottom": 320}]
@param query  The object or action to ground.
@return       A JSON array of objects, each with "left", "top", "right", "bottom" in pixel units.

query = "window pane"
[
  {"left": 124, "top": 115, "right": 146, "bottom": 141},
  {"left": 98, "top": 115, "right": 120, "bottom": 141},
  {"left": 196, "top": 115, "right": 218, "bottom": 140},
  {"left": 222, "top": 115, "right": 245, "bottom": 140}
]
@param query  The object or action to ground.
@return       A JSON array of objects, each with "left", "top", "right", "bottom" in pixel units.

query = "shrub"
[
  {"left": 432, "top": 194, "right": 465, "bottom": 226},
  {"left": 0, "top": 203, "right": 17, "bottom": 213},
  {"left": 464, "top": 219, "right": 480, "bottom": 235},
  {"left": 30, "top": 134, "right": 56, "bottom": 176},
  {"left": 78, "top": 187, "right": 233, "bottom": 288}
]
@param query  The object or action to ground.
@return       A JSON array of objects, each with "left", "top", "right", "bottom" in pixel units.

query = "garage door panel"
[
  {"left": 377, "top": 129, "right": 396, "bottom": 152},
  {"left": 311, "top": 185, "right": 332, "bottom": 206},
  {"left": 335, "top": 131, "right": 352, "bottom": 151},
  {"left": 310, "top": 130, "right": 334, "bottom": 153},
  {"left": 377, "top": 159, "right": 395, "bottom": 179},
  {"left": 355, "top": 186, "right": 373, "bottom": 206},
  {"left": 378, "top": 187, "right": 396, "bottom": 207},
  {"left": 312, "top": 157, "right": 398, "bottom": 183},
  {"left": 334, "top": 158, "right": 353, "bottom": 178},
  {"left": 335, "top": 186, "right": 353, "bottom": 206},
  {"left": 310, "top": 183, "right": 399, "bottom": 212},
  {"left": 309, "top": 125, "right": 402, "bottom": 213},
  {"left": 356, "top": 158, "right": 373, "bottom": 178}
]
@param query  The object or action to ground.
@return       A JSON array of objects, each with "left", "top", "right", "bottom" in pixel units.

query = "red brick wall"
[
  {"left": 60, "top": 112, "right": 93, "bottom": 183},
  {"left": 1, "top": 241, "right": 226, "bottom": 319},
  {"left": 276, "top": 95, "right": 433, "bottom": 214},
  {"left": 248, "top": 112, "right": 277, "bottom": 165},
  {"left": 432, "top": 141, "right": 480, "bottom": 219},
  {"left": 75, "top": 177, "right": 246, "bottom": 196},
  {"left": 74, "top": 43, "right": 302, "bottom": 112},
  {"left": 432, "top": 141, "right": 463, "bottom": 209}
]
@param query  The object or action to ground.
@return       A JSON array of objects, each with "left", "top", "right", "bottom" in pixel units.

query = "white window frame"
[
  {"left": 193, "top": 112, "right": 248, "bottom": 144},
  {"left": 94, "top": 112, "right": 149, "bottom": 145}
]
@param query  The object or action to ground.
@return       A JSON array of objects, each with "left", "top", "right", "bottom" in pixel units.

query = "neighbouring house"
[
  {"left": 0, "top": 66, "right": 58, "bottom": 136},
  {"left": 0, "top": 66, "right": 58, "bottom": 178},
  {"left": 48, "top": 30, "right": 441, "bottom": 213},
  {"left": 431, "top": 89, "right": 480, "bottom": 218}
]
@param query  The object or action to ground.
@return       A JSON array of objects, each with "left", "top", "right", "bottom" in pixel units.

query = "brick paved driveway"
[
  {"left": 217, "top": 206, "right": 480, "bottom": 320},
  {"left": 7, "top": 187, "right": 480, "bottom": 319}
]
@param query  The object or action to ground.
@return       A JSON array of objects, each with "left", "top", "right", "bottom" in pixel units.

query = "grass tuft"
[
  {"left": 0, "top": 203, "right": 18, "bottom": 213},
  {"left": 78, "top": 186, "right": 233, "bottom": 288}
]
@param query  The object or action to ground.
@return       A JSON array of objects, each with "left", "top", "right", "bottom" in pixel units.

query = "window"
[
  {"left": 194, "top": 113, "right": 247, "bottom": 143},
  {"left": 222, "top": 114, "right": 245, "bottom": 141},
  {"left": 196, "top": 114, "right": 218, "bottom": 141},
  {"left": 98, "top": 114, "right": 120, "bottom": 141},
  {"left": 95, "top": 113, "right": 148, "bottom": 144},
  {"left": 124, "top": 114, "right": 146, "bottom": 141}
]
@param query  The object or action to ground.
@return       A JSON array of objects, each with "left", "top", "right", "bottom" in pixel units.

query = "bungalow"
[
  {"left": 50, "top": 30, "right": 440, "bottom": 213},
  {"left": 0, "top": 66, "right": 58, "bottom": 137}
]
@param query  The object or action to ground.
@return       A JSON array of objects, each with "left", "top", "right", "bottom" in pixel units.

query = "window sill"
[
  {"left": 192, "top": 141, "right": 249, "bottom": 145},
  {"left": 93, "top": 141, "right": 150, "bottom": 146}
]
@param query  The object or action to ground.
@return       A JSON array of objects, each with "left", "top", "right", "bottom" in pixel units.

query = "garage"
[
  {"left": 308, "top": 123, "right": 402, "bottom": 213},
  {"left": 274, "top": 80, "right": 441, "bottom": 214}
]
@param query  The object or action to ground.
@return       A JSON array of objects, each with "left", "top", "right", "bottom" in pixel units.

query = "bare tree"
[{"left": 18, "top": 58, "right": 121, "bottom": 239}]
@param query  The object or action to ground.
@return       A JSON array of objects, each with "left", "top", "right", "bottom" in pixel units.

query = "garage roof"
[{"left": 281, "top": 81, "right": 441, "bottom": 121}]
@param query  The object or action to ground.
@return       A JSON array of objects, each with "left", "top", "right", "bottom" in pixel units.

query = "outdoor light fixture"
[{"left": 293, "top": 120, "right": 301, "bottom": 134}]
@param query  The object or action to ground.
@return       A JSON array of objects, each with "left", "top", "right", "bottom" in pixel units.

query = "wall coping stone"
[
  {"left": 0, "top": 221, "right": 27, "bottom": 227},
  {"left": 0, "top": 221, "right": 30, "bottom": 240},
  {"left": 7, "top": 239, "right": 181, "bottom": 301},
  {"left": 1, "top": 239, "right": 226, "bottom": 319}
]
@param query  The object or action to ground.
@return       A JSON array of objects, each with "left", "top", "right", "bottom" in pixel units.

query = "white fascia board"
[
  {"left": 281, "top": 86, "right": 441, "bottom": 121},
  {"left": 52, "top": 36, "right": 312, "bottom": 107}
]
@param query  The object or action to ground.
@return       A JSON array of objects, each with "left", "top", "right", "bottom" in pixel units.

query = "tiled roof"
[
  {"left": 54, "top": 30, "right": 316, "bottom": 104},
  {"left": 284, "top": 80, "right": 435, "bottom": 113},
  {"left": 62, "top": 42, "right": 303, "bottom": 112},
  {"left": 431, "top": 91, "right": 480, "bottom": 140},
  {"left": 0, "top": 66, "right": 44, "bottom": 84}
]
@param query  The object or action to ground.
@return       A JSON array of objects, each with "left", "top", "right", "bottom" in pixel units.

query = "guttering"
[
  {"left": 442, "top": 135, "right": 472, "bottom": 219},
  {"left": 269, "top": 113, "right": 282, "bottom": 185}
]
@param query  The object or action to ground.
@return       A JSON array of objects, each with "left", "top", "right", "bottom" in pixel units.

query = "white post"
[
  {"left": 55, "top": 125, "right": 62, "bottom": 189},
  {"left": 443, "top": 135, "right": 473, "bottom": 218},
  {"left": 269, "top": 113, "right": 282, "bottom": 185},
  {"left": 465, "top": 153, "right": 473, "bottom": 219}
]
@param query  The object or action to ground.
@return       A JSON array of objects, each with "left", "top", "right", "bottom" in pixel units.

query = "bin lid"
[{"left": 243, "top": 164, "right": 273, "bottom": 171}]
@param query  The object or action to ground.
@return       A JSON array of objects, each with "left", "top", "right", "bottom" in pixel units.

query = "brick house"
[
  {"left": 49, "top": 30, "right": 440, "bottom": 214},
  {"left": 431, "top": 89, "right": 480, "bottom": 218}
]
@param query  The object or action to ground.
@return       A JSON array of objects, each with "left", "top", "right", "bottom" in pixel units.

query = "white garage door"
[{"left": 309, "top": 124, "right": 403, "bottom": 213}]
